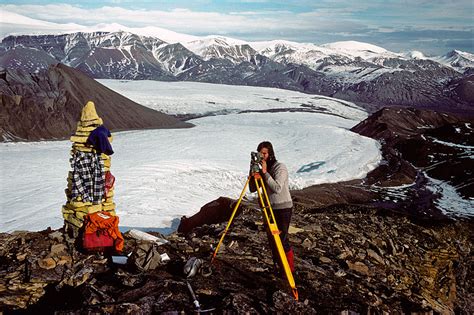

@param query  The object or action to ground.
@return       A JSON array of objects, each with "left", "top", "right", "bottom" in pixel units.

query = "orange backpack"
[{"left": 83, "top": 211, "right": 124, "bottom": 252}]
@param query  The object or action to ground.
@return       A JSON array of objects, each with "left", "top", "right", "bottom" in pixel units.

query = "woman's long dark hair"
[{"left": 257, "top": 141, "right": 277, "bottom": 170}]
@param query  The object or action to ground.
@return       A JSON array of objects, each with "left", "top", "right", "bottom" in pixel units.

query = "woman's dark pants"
[{"left": 264, "top": 207, "right": 293, "bottom": 271}]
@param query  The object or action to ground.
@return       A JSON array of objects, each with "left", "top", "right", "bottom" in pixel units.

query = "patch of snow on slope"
[
  {"left": 321, "top": 41, "right": 400, "bottom": 60},
  {"left": 404, "top": 50, "right": 427, "bottom": 60},
  {"left": 426, "top": 175, "right": 474, "bottom": 217}
]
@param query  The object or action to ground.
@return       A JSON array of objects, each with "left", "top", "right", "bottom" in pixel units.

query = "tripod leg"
[
  {"left": 211, "top": 176, "right": 251, "bottom": 264},
  {"left": 258, "top": 177, "right": 278, "bottom": 224},
  {"left": 254, "top": 177, "right": 299, "bottom": 300},
  {"left": 254, "top": 179, "right": 270, "bottom": 223}
]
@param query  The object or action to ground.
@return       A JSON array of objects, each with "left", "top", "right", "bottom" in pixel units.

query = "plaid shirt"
[{"left": 70, "top": 151, "right": 105, "bottom": 204}]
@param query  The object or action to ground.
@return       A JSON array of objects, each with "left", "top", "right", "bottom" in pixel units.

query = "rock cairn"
[{"left": 61, "top": 101, "right": 116, "bottom": 236}]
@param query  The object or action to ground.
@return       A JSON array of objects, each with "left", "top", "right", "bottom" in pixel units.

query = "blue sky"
[{"left": 1, "top": 0, "right": 473, "bottom": 54}]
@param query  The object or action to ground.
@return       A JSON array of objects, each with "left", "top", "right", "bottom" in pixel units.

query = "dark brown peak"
[
  {"left": 366, "top": 106, "right": 459, "bottom": 123},
  {"left": 351, "top": 106, "right": 462, "bottom": 143},
  {"left": 1, "top": 63, "right": 192, "bottom": 142}
]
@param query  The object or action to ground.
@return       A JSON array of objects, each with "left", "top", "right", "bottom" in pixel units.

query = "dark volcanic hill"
[
  {"left": 351, "top": 107, "right": 474, "bottom": 199},
  {"left": 350, "top": 107, "right": 462, "bottom": 144},
  {"left": 0, "top": 63, "right": 192, "bottom": 141}
]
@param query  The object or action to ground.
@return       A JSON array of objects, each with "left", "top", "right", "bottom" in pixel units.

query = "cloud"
[
  {"left": 0, "top": 3, "right": 472, "bottom": 54},
  {"left": 1, "top": 3, "right": 471, "bottom": 34},
  {"left": 229, "top": 10, "right": 293, "bottom": 15},
  {"left": 3, "top": 4, "right": 384, "bottom": 34},
  {"left": 0, "top": 4, "right": 362, "bottom": 34},
  {"left": 237, "top": 0, "right": 270, "bottom": 3}
]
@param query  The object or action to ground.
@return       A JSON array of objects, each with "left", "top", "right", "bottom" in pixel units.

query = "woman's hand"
[{"left": 261, "top": 160, "right": 267, "bottom": 174}]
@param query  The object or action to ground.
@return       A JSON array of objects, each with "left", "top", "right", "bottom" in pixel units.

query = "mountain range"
[{"left": 1, "top": 30, "right": 473, "bottom": 113}]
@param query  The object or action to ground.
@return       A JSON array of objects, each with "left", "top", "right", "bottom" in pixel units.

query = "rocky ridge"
[{"left": 0, "top": 203, "right": 472, "bottom": 314}]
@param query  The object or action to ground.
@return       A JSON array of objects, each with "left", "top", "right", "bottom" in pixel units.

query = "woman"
[{"left": 250, "top": 141, "right": 295, "bottom": 273}]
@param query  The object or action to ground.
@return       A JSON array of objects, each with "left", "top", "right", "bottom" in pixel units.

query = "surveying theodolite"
[{"left": 211, "top": 152, "right": 299, "bottom": 300}]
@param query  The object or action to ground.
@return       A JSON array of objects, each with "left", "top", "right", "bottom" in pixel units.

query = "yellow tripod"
[{"left": 211, "top": 173, "right": 299, "bottom": 300}]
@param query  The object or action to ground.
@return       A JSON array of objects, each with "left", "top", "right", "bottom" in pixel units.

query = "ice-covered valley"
[{"left": 0, "top": 81, "right": 382, "bottom": 232}]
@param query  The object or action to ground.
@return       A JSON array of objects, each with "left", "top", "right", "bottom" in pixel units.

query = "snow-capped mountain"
[
  {"left": 1, "top": 25, "right": 473, "bottom": 111},
  {"left": 250, "top": 40, "right": 352, "bottom": 71},
  {"left": 0, "top": 11, "right": 86, "bottom": 38},
  {"left": 433, "top": 50, "right": 474, "bottom": 73},
  {"left": 403, "top": 50, "right": 428, "bottom": 60},
  {"left": 321, "top": 41, "right": 399, "bottom": 60},
  {"left": 183, "top": 37, "right": 257, "bottom": 63}
]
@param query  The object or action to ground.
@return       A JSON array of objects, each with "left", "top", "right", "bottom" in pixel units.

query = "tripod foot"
[{"left": 292, "top": 288, "right": 299, "bottom": 301}]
